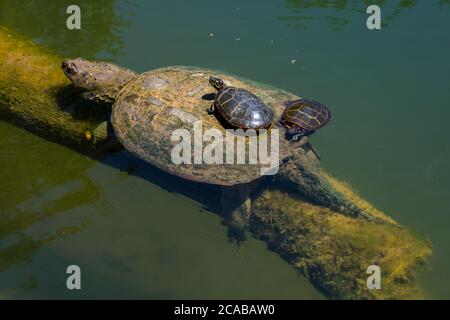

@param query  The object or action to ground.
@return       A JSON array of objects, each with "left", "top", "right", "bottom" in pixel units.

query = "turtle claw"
[{"left": 207, "top": 102, "right": 215, "bottom": 115}]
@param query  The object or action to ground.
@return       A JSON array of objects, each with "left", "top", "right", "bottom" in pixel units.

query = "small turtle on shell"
[
  {"left": 280, "top": 99, "right": 332, "bottom": 145},
  {"left": 208, "top": 76, "right": 274, "bottom": 129}
]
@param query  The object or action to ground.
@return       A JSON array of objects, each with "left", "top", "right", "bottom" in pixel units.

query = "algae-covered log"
[
  {"left": 0, "top": 26, "right": 431, "bottom": 299},
  {"left": 251, "top": 188, "right": 431, "bottom": 299},
  {"left": 0, "top": 27, "right": 107, "bottom": 154}
]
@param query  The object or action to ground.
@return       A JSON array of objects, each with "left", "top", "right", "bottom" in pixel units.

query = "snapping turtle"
[
  {"left": 208, "top": 76, "right": 274, "bottom": 129},
  {"left": 62, "top": 58, "right": 376, "bottom": 239},
  {"left": 62, "top": 58, "right": 303, "bottom": 186}
]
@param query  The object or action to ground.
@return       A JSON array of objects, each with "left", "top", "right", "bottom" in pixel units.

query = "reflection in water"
[
  {"left": 0, "top": 0, "right": 131, "bottom": 273},
  {"left": 0, "top": 224, "right": 88, "bottom": 272},
  {"left": 0, "top": 121, "right": 218, "bottom": 281},
  {"left": 0, "top": 123, "right": 101, "bottom": 273},
  {"left": 281, "top": 0, "right": 446, "bottom": 30},
  {"left": 0, "top": 0, "right": 130, "bottom": 58},
  {"left": 0, "top": 123, "right": 321, "bottom": 299}
]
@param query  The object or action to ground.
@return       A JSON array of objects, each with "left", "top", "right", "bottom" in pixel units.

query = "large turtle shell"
[
  {"left": 281, "top": 99, "right": 332, "bottom": 131},
  {"left": 111, "top": 66, "right": 304, "bottom": 186},
  {"left": 215, "top": 87, "right": 274, "bottom": 129}
]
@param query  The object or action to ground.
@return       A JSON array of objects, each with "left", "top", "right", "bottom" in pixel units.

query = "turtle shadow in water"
[
  {"left": 100, "top": 149, "right": 222, "bottom": 212},
  {"left": 98, "top": 148, "right": 250, "bottom": 243},
  {"left": 97, "top": 148, "right": 293, "bottom": 245}
]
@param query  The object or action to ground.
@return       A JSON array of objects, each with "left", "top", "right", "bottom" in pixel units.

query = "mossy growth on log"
[
  {"left": 0, "top": 26, "right": 432, "bottom": 299},
  {"left": 251, "top": 188, "right": 431, "bottom": 299},
  {"left": 0, "top": 27, "right": 108, "bottom": 154}
]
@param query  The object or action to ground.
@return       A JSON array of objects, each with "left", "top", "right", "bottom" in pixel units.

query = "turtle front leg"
[
  {"left": 207, "top": 101, "right": 216, "bottom": 115},
  {"left": 220, "top": 182, "right": 259, "bottom": 244},
  {"left": 290, "top": 130, "right": 322, "bottom": 161},
  {"left": 304, "top": 141, "right": 321, "bottom": 161},
  {"left": 292, "top": 134, "right": 322, "bottom": 161}
]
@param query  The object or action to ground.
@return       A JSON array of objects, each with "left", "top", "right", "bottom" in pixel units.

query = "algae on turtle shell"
[{"left": 0, "top": 26, "right": 431, "bottom": 299}]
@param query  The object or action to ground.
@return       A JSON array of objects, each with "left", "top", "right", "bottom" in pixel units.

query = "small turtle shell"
[
  {"left": 215, "top": 87, "right": 274, "bottom": 129},
  {"left": 281, "top": 99, "right": 331, "bottom": 131}
]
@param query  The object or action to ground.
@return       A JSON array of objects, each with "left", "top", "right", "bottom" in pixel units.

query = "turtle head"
[
  {"left": 62, "top": 58, "right": 136, "bottom": 104},
  {"left": 209, "top": 76, "right": 226, "bottom": 91},
  {"left": 62, "top": 58, "right": 112, "bottom": 90}
]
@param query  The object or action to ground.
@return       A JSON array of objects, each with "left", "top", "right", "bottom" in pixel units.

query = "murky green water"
[{"left": 1, "top": 0, "right": 450, "bottom": 299}]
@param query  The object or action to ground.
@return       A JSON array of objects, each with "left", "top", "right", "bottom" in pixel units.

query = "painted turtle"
[
  {"left": 280, "top": 99, "right": 332, "bottom": 143},
  {"left": 208, "top": 76, "right": 274, "bottom": 129}
]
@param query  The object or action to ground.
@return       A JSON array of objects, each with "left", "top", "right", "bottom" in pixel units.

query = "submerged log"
[{"left": 0, "top": 26, "right": 431, "bottom": 299}]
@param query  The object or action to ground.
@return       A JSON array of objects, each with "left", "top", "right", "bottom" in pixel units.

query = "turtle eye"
[{"left": 65, "top": 65, "right": 77, "bottom": 75}]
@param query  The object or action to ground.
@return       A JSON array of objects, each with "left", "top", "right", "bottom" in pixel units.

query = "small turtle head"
[{"left": 209, "top": 76, "right": 225, "bottom": 91}]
